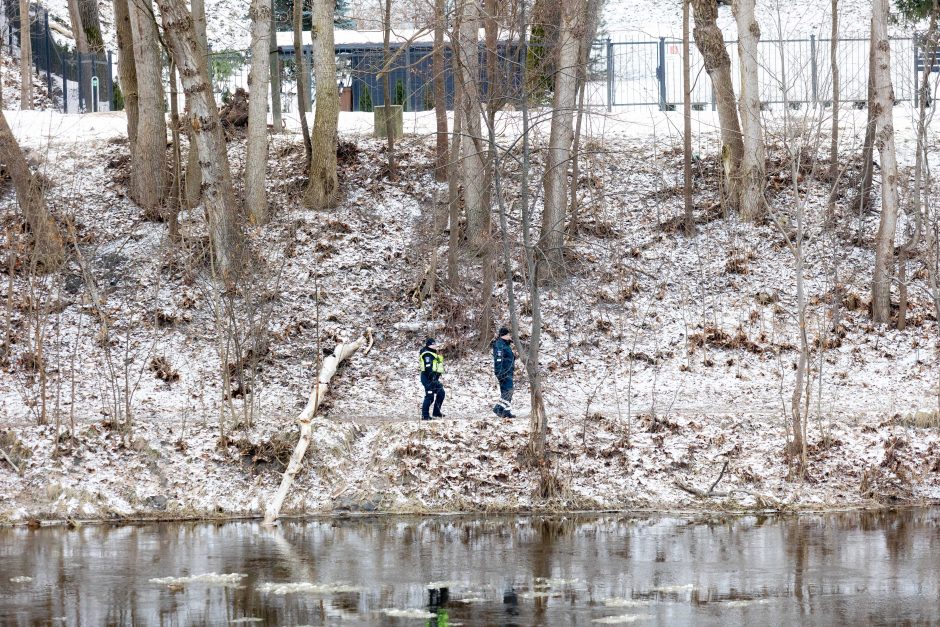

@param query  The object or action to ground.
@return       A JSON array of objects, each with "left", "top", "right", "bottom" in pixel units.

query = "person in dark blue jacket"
[
  {"left": 419, "top": 337, "right": 445, "bottom": 420},
  {"left": 491, "top": 327, "right": 515, "bottom": 417}
]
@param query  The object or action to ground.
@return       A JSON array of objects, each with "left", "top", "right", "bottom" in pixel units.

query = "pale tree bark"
[
  {"left": 432, "top": 0, "right": 448, "bottom": 181},
  {"left": 381, "top": 0, "right": 397, "bottom": 181},
  {"left": 691, "top": 0, "right": 744, "bottom": 207},
  {"left": 733, "top": 0, "right": 765, "bottom": 221},
  {"left": 540, "top": 0, "right": 582, "bottom": 274},
  {"left": 566, "top": 0, "right": 602, "bottom": 235},
  {"left": 898, "top": 7, "right": 937, "bottom": 330},
  {"left": 67, "top": 0, "right": 89, "bottom": 54},
  {"left": 113, "top": 0, "right": 138, "bottom": 145},
  {"left": 513, "top": 0, "right": 547, "bottom": 462},
  {"left": 828, "top": 0, "right": 839, "bottom": 224},
  {"left": 683, "top": 0, "right": 694, "bottom": 235},
  {"left": 263, "top": 330, "right": 373, "bottom": 525},
  {"left": 127, "top": 0, "right": 166, "bottom": 213},
  {"left": 858, "top": 18, "right": 876, "bottom": 236},
  {"left": 185, "top": 0, "right": 208, "bottom": 207},
  {"left": 303, "top": 0, "right": 340, "bottom": 208},
  {"left": 457, "top": 0, "right": 489, "bottom": 249},
  {"left": 156, "top": 0, "right": 243, "bottom": 280},
  {"left": 871, "top": 0, "right": 901, "bottom": 324},
  {"left": 19, "top": 0, "right": 32, "bottom": 110},
  {"left": 247, "top": 0, "right": 272, "bottom": 223},
  {"left": 294, "top": 0, "right": 312, "bottom": 167},
  {"left": 446, "top": 68, "right": 464, "bottom": 287},
  {"left": 0, "top": 110, "right": 65, "bottom": 269}
]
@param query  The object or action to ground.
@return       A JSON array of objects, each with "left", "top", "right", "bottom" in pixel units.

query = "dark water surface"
[{"left": 2, "top": 510, "right": 940, "bottom": 626}]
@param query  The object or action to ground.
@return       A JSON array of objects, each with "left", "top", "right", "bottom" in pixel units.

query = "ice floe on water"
[
  {"left": 381, "top": 608, "right": 439, "bottom": 619},
  {"left": 149, "top": 573, "right": 247, "bottom": 587},
  {"left": 592, "top": 615, "right": 653, "bottom": 624},
  {"left": 720, "top": 599, "right": 773, "bottom": 608},
  {"left": 604, "top": 599, "right": 649, "bottom": 607},
  {"left": 257, "top": 581, "right": 363, "bottom": 595},
  {"left": 653, "top": 583, "right": 696, "bottom": 593}
]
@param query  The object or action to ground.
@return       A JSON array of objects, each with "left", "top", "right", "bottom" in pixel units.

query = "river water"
[{"left": 1, "top": 510, "right": 939, "bottom": 625}]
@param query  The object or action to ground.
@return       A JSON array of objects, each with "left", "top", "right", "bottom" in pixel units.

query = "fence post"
[
  {"left": 810, "top": 34, "right": 818, "bottom": 103},
  {"left": 657, "top": 37, "right": 667, "bottom": 110},
  {"left": 108, "top": 50, "right": 114, "bottom": 110},
  {"left": 606, "top": 37, "right": 613, "bottom": 111},
  {"left": 44, "top": 11, "right": 52, "bottom": 102},
  {"left": 77, "top": 52, "right": 84, "bottom": 112}
]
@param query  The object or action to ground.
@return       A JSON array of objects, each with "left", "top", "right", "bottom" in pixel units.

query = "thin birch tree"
[
  {"left": 733, "top": 0, "right": 765, "bottom": 220},
  {"left": 871, "top": 0, "right": 901, "bottom": 323}
]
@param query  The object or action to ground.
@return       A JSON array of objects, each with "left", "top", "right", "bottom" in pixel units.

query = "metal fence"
[
  {"left": 605, "top": 34, "right": 923, "bottom": 110},
  {"left": 4, "top": 0, "right": 114, "bottom": 113},
  {"left": 193, "top": 31, "right": 940, "bottom": 113}
]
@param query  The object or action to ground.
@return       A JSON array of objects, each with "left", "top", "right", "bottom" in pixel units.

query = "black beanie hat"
[
  {"left": 498, "top": 327, "right": 511, "bottom": 338},
  {"left": 425, "top": 337, "right": 437, "bottom": 346}
]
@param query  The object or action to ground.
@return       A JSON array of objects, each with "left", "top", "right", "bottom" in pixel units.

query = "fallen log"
[{"left": 263, "top": 329, "right": 373, "bottom": 525}]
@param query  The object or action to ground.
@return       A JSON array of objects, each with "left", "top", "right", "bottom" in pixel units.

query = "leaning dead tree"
[
  {"left": 263, "top": 329, "right": 374, "bottom": 525},
  {"left": 0, "top": 110, "right": 65, "bottom": 269}
]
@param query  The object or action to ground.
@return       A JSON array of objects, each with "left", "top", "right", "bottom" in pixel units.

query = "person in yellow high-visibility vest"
[{"left": 419, "top": 338, "right": 445, "bottom": 420}]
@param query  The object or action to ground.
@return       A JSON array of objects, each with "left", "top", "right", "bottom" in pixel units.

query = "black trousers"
[
  {"left": 422, "top": 379, "right": 445, "bottom": 418},
  {"left": 494, "top": 376, "right": 513, "bottom": 416}
]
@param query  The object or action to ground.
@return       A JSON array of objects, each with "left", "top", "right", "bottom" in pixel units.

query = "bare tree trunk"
[
  {"left": 269, "top": 0, "right": 282, "bottom": 133},
  {"left": 0, "top": 110, "right": 65, "bottom": 269},
  {"left": 67, "top": 0, "right": 89, "bottom": 54},
  {"left": 432, "top": 0, "right": 448, "bottom": 181},
  {"left": 168, "top": 61, "right": 182, "bottom": 241},
  {"left": 733, "top": 0, "right": 765, "bottom": 221},
  {"left": 690, "top": 0, "right": 744, "bottom": 208},
  {"left": 899, "top": 8, "right": 937, "bottom": 330},
  {"left": 77, "top": 0, "right": 104, "bottom": 51},
  {"left": 540, "top": 0, "right": 582, "bottom": 274},
  {"left": 683, "top": 0, "right": 694, "bottom": 235},
  {"left": 567, "top": 0, "right": 602, "bottom": 235},
  {"left": 514, "top": 0, "right": 547, "bottom": 461},
  {"left": 113, "top": 0, "right": 138, "bottom": 145},
  {"left": 446, "top": 70, "right": 464, "bottom": 287},
  {"left": 19, "top": 0, "right": 32, "bottom": 109},
  {"left": 263, "top": 330, "right": 372, "bottom": 525},
  {"left": 382, "top": 0, "right": 397, "bottom": 181},
  {"left": 458, "top": 0, "right": 488, "bottom": 249},
  {"left": 871, "top": 0, "right": 901, "bottom": 324},
  {"left": 304, "top": 0, "right": 340, "bottom": 208},
  {"left": 294, "top": 0, "right": 312, "bottom": 167},
  {"left": 858, "top": 17, "right": 876, "bottom": 236},
  {"left": 828, "top": 0, "right": 839, "bottom": 224},
  {"left": 184, "top": 0, "right": 207, "bottom": 207},
  {"left": 246, "top": 0, "right": 272, "bottom": 223},
  {"left": 156, "top": 0, "right": 243, "bottom": 281},
  {"left": 127, "top": 0, "right": 166, "bottom": 213}
]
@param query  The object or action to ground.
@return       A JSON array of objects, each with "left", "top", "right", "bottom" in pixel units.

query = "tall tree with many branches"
[{"left": 155, "top": 0, "right": 243, "bottom": 280}]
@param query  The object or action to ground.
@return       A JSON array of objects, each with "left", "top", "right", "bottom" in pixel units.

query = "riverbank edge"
[{"left": 3, "top": 501, "right": 938, "bottom": 529}]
